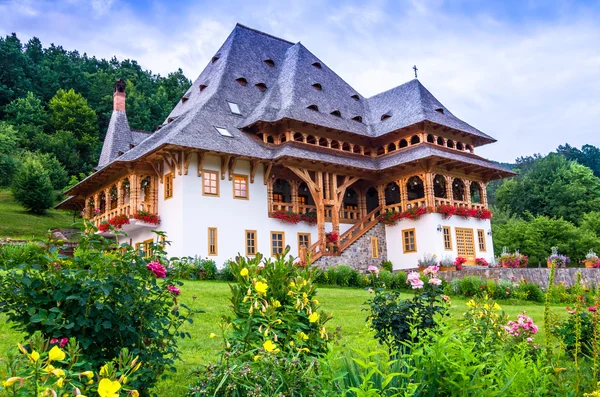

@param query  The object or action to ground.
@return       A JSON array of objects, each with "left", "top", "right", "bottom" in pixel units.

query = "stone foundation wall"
[
  {"left": 439, "top": 267, "right": 600, "bottom": 289},
  {"left": 315, "top": 223, "right": 387, "bottom": 271}
]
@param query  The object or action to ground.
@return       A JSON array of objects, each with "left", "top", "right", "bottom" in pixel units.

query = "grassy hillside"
[{"left": 0, "top": 189, "right": 75, "bottom": 240}]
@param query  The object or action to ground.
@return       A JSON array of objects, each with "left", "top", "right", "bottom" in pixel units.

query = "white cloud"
[{"left": 0, "top": 0, "right": 598, "bottom": 162}]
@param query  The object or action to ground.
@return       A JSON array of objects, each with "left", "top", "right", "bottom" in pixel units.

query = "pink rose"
[
  {"left": 167, "top": 285, "right": 181, "bottom": 296},
  {"left": 50, "top": 338, "right": 59, "bottom": 345},
  {"left": 60, "top": 338, "right": 69, "bottom": 348},
  {"left": 147, "top": 261, "right": 167, "bottom": 278}
]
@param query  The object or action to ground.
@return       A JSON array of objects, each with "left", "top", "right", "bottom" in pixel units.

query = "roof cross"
[{"left": 413, "top": 65, "right": 418, "bottom": 79}]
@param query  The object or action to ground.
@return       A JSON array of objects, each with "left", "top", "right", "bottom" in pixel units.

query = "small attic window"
[
  {"left": 264, "top": 59, "right": 275, "bottom": 67},
  {"left": 307, "top": 104, "right": 319, "bottom": 111},
  {"left": 312, "top": 83, "right": 322, "bottom": 91},
  {"left": 167, "top": 117, "right": 174, "bottom": 123},
  {"left": 255, "top": 82, "right": 267, "bottom": 92},
  {"left": 330, "top": 110, "right": 341, "bottom": 117},
  {"left": 181, "top": 97, "right": 189, "bottom": 103},
  {"left": 215, "top": 126, "right": 233, "bottom": 137},
  {"left": 352, "top": 116, "right": 363, "bottom": 123},
  {"left": 227, "top": 101, "right": 242, "bottom": 115},
  {"left": 381, "top": 113, "right": 391, "bottom": 121},
  {"left": 199, "top": 84, "right": 207, "bottom": 91},
  {"left": 312, "top": 62, "right": 322, "bottom": 69},
  {"left": 435, "top": 108, "right": 444, "bottom": 114},
  {"left": 351, "top": 94, "right": 360, "bottom": 101},
  {"left": 211, "top": 55, "right": 219, "bottom": 63},
  {"left": 235, "top": 77, "right": 248, "bottom": 86}
]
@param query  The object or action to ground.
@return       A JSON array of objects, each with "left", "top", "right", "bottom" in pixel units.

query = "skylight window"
[
  {"left": 330, "top": 110, "right": 341, "bottom": 117},
  {"left": 435, "top": 108, "right": 444, "bottom": 114},
  {"left": 199, "top": 84, "right": 207, "bottom": 91},
  {"left": 312, "top": 62, "right": 322, "bottom": 69},
  {"left": 215, "top": 126, "right": 233, "bottom": 137},
  {"left": 307, "top": 104, "right": 319, "bottom": 111},
  {"left": 381, "top": 113, "right": 391, "bottom": 121},
  {"left": 312, "top": 83, "right": 322, "bottom": 91},
  {"left": 255, "top": 83, "right": 267, "bottom": 92},
  {"left": 351, "top": 94, "right": 360, "bottom": 101},
  {"left": 211, "top": 55, "right": 220, "bottom": 63},
  {"left": 228, "top": 102, "right": 242, "bottom": 115},
  {"left": 352, "top": 116, "right": 363, "bottom": 123},
  {"left": 264, "top": 59, "right": 275, "bottom": 67},
  {"left": 235, "top": 77, "right": 248, "bottom": 86}
]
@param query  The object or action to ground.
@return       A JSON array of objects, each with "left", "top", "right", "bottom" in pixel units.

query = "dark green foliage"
[
  {"left": 11, "top": 157, "right": 54, "bottom": 213},
  {"left": 381, "top": 260, "right": 393, "bottom": 272},
  {"left": 558, "top": 143, "right": 600, "bottom": 178},
  {"left": 458, "top": 276, "right": 487, "bottom": 297},
  {"left": 0, "top": 242, "right": 46, "bottom": 269},
  {"left": 169, "top": 257, "right": 219, "bottom": 280},
  {"left": 516, "top": 282, "right": 545, "bottom": 302},
  {"left": 0, "top": 227, "right": 195, "bottom": 394},
  {"left": 219, "top": 260, "right": 237, "bottom": 282},
  {"left": 552, "top": 311, "right": 595, "bottom": 356},
  {"left": 21, "top": 151, "right": 68, "bottom": 190}
]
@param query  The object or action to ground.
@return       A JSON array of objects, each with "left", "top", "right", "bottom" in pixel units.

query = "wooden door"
[{"left": 455, "top": 228, "right": 475, "bottom": 264}]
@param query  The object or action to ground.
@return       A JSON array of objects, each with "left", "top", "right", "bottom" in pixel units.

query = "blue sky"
[{"left": 1, "top": 0, "right": 599, "bottom": 162}]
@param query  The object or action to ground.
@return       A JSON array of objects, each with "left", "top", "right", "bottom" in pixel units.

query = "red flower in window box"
[
  {"left": 132, "top": 210, "right": 160, "bottom": 225},
  {"left": 403, "top": 206, "right": 429, "bottom": 221},
  {"left": 326, "top": 232, "right": 339, "bottom": 244},
  {"left": 98, "top": 221, "right": 110, "bottom": 233},
  {"left": 273, "top": 210, "right": 301, "bottom": 224},
  {"left": 476, "top": 209, "right": 493, "bottom": 220},
  {"left": 437, "top": 204, "right": 457, "bottom": 219},
  {"left": 109, "top": 214, "right": 130, "bottom": 229}
]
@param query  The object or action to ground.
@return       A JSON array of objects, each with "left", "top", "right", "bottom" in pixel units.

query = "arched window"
[
  {"left": 399, "top": 139, "right": 408, "bottom": 148},
  {"left": 306, "top": 135, "right": 316, "bottom": 144},
  {"left": 385, "top": 182, "right": 401, "bottom": 205},
  {"left": 344, "top": 188, "right": 358, "bottom": 209},
  {"left": 406, "top": 176, "right": 425, "bottom": 200},
  {"left": 466, "top": 144, "right": 473, "bottom": 152},
  {"left": 293, "top": 132, "right": 303, "bottom": 142},
  {"left": 273, "top": 179, "right": 291, "bottom": 203},
  {"left": 307, "top": 104, "right": 319, "bottom": 111},
  {"left": 366, "top": 187, "right": 379, "bottom": 213},
  {"left": 140, "top": 176, "right": 151, "bottom": 202},
  {"left": 280, "top": 134, "right": 287, "bottom": 143},
  {"left": 433, "top": 175, "right": 447, "bottom": 198},
  {"left": 363, "top": 148, "right": 372, "bottom": 156},
  {"left": 437, "top": 137, "right": 444, "bottom": 146},
  {"left": 267, "top": 135, "right": 275, "bottom": 144},
  {"left": 318, "top": 137, "right": 328, "bottom": 147},
  {"left": 331, "top": 140, "right": 340, "bottom": 149},
  {"left": 342, "top": 142, "right": 351, "bottom": 152},
  {"left": 470, "top": 182, "right": 482, "bottom": 203},
  {"left": 98, "top": 192, "right": 107, "bottom": 214},
  {"left": 447, "top": 139, "right": 455, "bottom": 149},
  {"left": 109, "top": 185, "right": 118, "bottom": 209},
  {"left": 456, "top": 142, "right": 464, "bottom": 151},
  {"left": 452, "top": 178, "right": 465, "bottom": 201},
  {"left": 235, "top": 77, "right": 247, "bottom": 86},
  {"left": 121, "top": 178, "right": 130, "bottom": 204},
  {"left": 427, "top": 134, "right": 435, "bottom": 143},
  {"left": 387, "top": 142, "right": 396, "bottom": 152},
  {"left": 377, "top": 146, "right": 385, "bottom": 156},
  {"left": 87, "top": 198, "right": 95, "bottom": 218},
  {"left": 330, "top": 110, "right": 342, "bottom": 117},
  {"left": 352, "top": 145, "right": 362, "bottom": 154},
  {"left": 410, "top": 135, "right": 420, "bottom": 145},
  {"left": 298, "top": 182, "right": 315, "bottom": 207}
]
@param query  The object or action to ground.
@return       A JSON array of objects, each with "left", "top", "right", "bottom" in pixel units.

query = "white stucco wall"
[
  {"left": 385, "top": 213, "right": 494, "bottom": 270},
  {"left": 127, "top": 153, "right": 351, "bottom": 266}
]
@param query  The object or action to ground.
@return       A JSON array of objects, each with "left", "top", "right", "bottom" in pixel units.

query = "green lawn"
[
  {"left": 0, "top": 280, "right": 569, "bottom": 396},
  {"left": 0, "top": 189, "right": 75, "bottom": 240}
]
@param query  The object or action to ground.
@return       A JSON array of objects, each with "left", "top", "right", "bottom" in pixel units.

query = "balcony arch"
[
  {"left": 267, "top": 135, "right": 275, "bottom": 144},
  {"left": 456, "top": 142, "right": 464, "bottom": 151},
  {"left": 387, "top": 142, "right": 396, "bottom": 152},
  {"left": 399, "top": 139, "right": 408, "bottom": 148},
  {"left": 366, "top": 187, "right": 379, "bottom": 213},
  {"left": 109, "top": 185, "right": 118, "bottom": 210},
  {"left": 466, "top": 144, "right": 473, "bottom": 153},
  {"left": 343, "top": 188, "right": 359, "bottom": 209},
  {"left": 273, "top": 179, "right": 292, "bottom": 203},
  {"left": 352, "top": 145, "right": 362, "bottom": 154},
  {"left": 406, "top": 176, "right": 425, "bottom": 200},
  {"left": 318, "top": 137, "right": 328, "bottom": 147},
  {"left": 140, "top": 176, "right": 151, "bottom": 203},
  {"left": 121, "top": 178, "right": 131, "bottom": 205},
  {"left": 452, "top": 178, "right": 465, "bottom": 201},
  {"left": 427, "top": 134, "right": 435, "bottom": 143},
  {"left": 298, "top": 182, "right": 315, "bottom": 207},
  {"left": 433, "top": 175, "right": 447, "bottom": 198},
  {"left": 293, "top": 132, "right": 303, "bottom": 142},
  {"left": 410, "top": 135, "right": 420, "bottom": 145},
  {"left": 470, "top": 181, "right": 482, "bottom": 203},
  {"left": 342, "top": 142, "right": 351, "bottom": 152},
  {"left": 437, "top": 137, "right": 444, "bottom": 146},
  {"left": 306, "top": 135, "right": 316, "bottom": 144},
  {"left": 385, "top": 182, "right": 401, "bottom": 206},
  {"left": 98, "top": 191, "right": 107, "bottom": 214},
  {"left": 377, "top": 146, "right": 385, "bottom": 155},
  {"left": 280, "top": 133, "right": 287, "bottom": 143},
  {"left": 447, "top": 139, "right": 455, "bottom": 149},
  {"left": 331, "top": 140, "right": 340, "bottom": 150}
]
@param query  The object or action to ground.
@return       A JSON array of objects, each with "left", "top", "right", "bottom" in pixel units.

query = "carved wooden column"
[
  {"left": 377, "top": 184, "right": 386, "bottom": 208},
  {"left": 446, "top": 175, "right": 454, "bottom": 204},
  {"left": 149, "top": 176, "right": 158, "bottom": 213},
  {"left": 290, "top": 180, "right": 299, "bottom": 213},
  {"left": 331, "top": 175, "right": 340, "bottom": 236},
  {"left": 481, "top": 182, "right": 488, "bottom": 207},
  {"left": 399, "top": 179, "right": 408, "bottom": 210},
  {"left": 266, "top": 178, "right": 274, "bottom": 213},
  {"left": 117, "top": 180, "right": 124, "bottom": 209},
  {"left": 357, "top": 189, "right": 367, "bottom": 218},
  {"left": 423, "top": 173, "right": 434, "bottom": 207},
  {"left": 464, "top": 179, "right": 471, "bottom": 205},
  {"left": 130, "top": 174, "right": 140, "bottom": 213}
]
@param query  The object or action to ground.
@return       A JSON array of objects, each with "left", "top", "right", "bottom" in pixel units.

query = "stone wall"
[
  {"left": 315, "top": 223, "right": 387, "bottom": 271},
  {"left": 439, "top": 267, "right": 600, "bottom": 289}
]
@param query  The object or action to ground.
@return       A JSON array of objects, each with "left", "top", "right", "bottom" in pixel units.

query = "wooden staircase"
[{"left": 307, "top": 205, "right": 383, "bottom": 262}]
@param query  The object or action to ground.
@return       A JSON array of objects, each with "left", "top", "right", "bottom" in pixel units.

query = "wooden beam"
[
  {"left": 183, "top": 151, "right": 191, "bottom": 175},
  {"left": 150, "top": 162, "right": 163, "bottom": 183},
  {"left": 197, "top": 151, "right": 205, "bottom": 177},
  {"left": 228, "top": 157, "right": 237, "bottom": 181},
  {"left": 220, "top": 155, "right": 231, "bottom": 180},
  {"left": 250, "top": 160, "right": 259, "bottom": 183},
  {"left": 263, "top": 162, "right": 273, "bottom": 185}
]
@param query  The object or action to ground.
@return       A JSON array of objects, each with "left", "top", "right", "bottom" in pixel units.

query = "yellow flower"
[
  {"left": 130, "top": 390, "right": 139, "bottom": 397},
  {"left": 48, "top": 346, "right": 66, "bottom": 362},
  {"left": 466, "top": 300, "right": 475, "bottom": 308},
  {"left": 308, "top": 312, "right": 319, "bottom": 323},
  {"left": 313, "top": 299, "right": 319, "bottom": 305},
  {"left": 209, "top": 333, "right": 216, "bottom": 339},
  {"left": 29, "top": 350, "right": 40, "bottom": 362},
  {"left": 17, "top": 344, "right": 28, "bottom": 355},
  {"left": 99, "top": 364, "right": 109, "bottom": 377},
  {"left": 132, "top": 362, "right": 141, "bottom": 372},
  {"left": 51, "top": 369, "right": 66, "bottom": 377},
  {"left": 3, "top": 377, "right": 22, "bottom": 388},
  {"left": 299, "top": 332, "right": 309, "bottom": 340},
  {"left": 97, "top": 378, "right": 121, "bottom": 397},
  {"left": 483, "top": 303, "right": 490, "bottom": 310},
  {"left": 44, "top": 364, "right": 56, "bottom": 373},
  {"left": 289, "top": 281, "right": 296, "bottom": 288},
  {"left": 253, "top": 355, "right": 260, "bottom": 361},
  {"left": 255, "top": 281, "right": 268, "bottom": 295},
  {"left": 299, "top": 347, "right": 310, "bottom": 353},
  {"left": 493, "top": 303, "right": 501, "bottom": 311},
  {"left": 80, "top": 371, "right": 94, "bottom": 380},
  {"left": 263, "top": 340, "right": 276, "bottom": 352},
  {"left": 273, "top": 300, "right": 281, "bottom": 308},
  {"left": 275, "top": 319, "right": 282, "bottom": 324},
  {"left": 240, "top": 268, "right": 249, "bottom": 277},
  {"left": 56, "top": 377, "right": 65, "bottom": 388},
  {"left": 289, "top": 341, "right": 295, "bottom": 346}
]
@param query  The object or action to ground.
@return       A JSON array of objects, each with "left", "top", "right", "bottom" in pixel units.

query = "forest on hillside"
[{"left": 1, "top": 33, "right": 600, "bottom": 264}]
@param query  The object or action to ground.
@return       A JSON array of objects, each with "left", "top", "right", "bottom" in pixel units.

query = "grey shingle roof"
[{"left": 91, "top": 23, "right": 511, "bottom": 189}]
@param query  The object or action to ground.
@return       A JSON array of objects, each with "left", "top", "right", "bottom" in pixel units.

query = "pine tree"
[{"left": 11, "top": 157, "right": 54, "bottom": 214}]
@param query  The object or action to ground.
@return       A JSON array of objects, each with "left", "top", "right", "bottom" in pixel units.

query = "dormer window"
[
  {"left": 211, "top": 55, "right": 220, "bottom": 63},
  {"left": 352, "top": 116, "right": 363, "bottom": 123},
  {"left": 312, "top": 62, "right": 322, "bottom": 69},
  {"left": 215, "top": 126, "right": 233, "bottom": 137},
  {"left": 255, "top": 83, "right": 267, "bottom": 92},
  {"left": 264, "top": 59, "right": 275, "bottom": 67},
  {"left": 235, "top": 77, "right": 248, "bottom": 86},
  {"left": 168, "top": 117, "right": 174, "bottom": 123},
  {"left": 381, "top": 113, "right": 391, "bottom": 121},
  {"left": 351, "top": 94, "right": 360, "bottom": 101},
  {"left": 312, "top": 83, "right": 322, "bottom": 91},
  {"left": 181, "top": 93, "right": 190, "bottom": 103},
  {"left": 307, "top": 104, "right": 319, "bottom": 111},
  {"left": 227, "top": 101, "right": 242, "bottom": 115},
  {"left": 199, "top": 84, "right": 207, "bottom": 91},
  {"left": 330, "top": 110, "right": 341, "bottom": 117},
  {"left": 435, "top": 108, "right": 444, "bottom": 114}
]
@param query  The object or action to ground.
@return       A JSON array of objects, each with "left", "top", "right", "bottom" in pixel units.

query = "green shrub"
[
  {"left": 0, "top": 224, "right": 195, "bottom": 394},
  {"left": 0, "top": 242, "right": 46, "bottom": 269},
  {"left": 326, "top": 266, "right": 338, "bottom": 286},
  {"left": 333, "top": 265, "right": 357, "bottom": 286},
  {"left": 378, "top": 269, "right": 393, "bottom": 288},
  {"left": 11, "top": 157, "right": 54, "bottom": 214},
  {"left": 381, "top": 260, "right": 393, "bottom": 272},
  {"left": 391, "top": 271, "right": 407, "bottom": 290},
  {"left": 198, "top": 258, "right": 218, "bottom": 280},
  {"left": 458, "top": 276, "right": 486, "bottom": 297},
  {"left": 517, "top": 282, "right": 545, "bottom": 302},
  {"left": 219, "top": 260, "right": 236, "bottom": 282}
]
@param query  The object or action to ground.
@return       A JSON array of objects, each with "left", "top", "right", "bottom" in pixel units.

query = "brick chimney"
[{"left": 113, "top": 78, "right": 126, "bottom": 111}]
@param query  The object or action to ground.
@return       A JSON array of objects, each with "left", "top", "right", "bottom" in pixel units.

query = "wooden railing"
[
  {"left": 404, "top": 198, "right": 427, "bottom": 210},
  {"left": 271, "top": 203, "right": 294, "bottom": 212},
  {"left": 270, "top": 203, "right": 360, "bottom": 223},
  {"left": 91, "top": 201, "right": 155, "bottom": 227},
  {"left": 339, "top": 206, "right": 383, "bottom": 251},
  {"left": 434, "top": 198, "right": 452, "bottom": 207}
]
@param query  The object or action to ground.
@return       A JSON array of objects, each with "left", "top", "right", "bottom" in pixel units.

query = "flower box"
[{"left": 439, "top": 265, "right": 456, "bottom": 272}]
